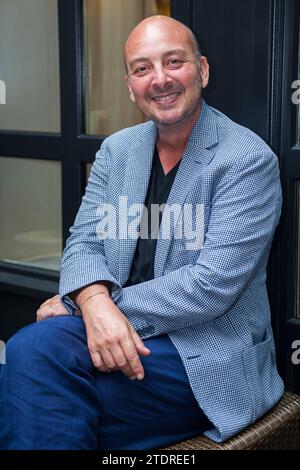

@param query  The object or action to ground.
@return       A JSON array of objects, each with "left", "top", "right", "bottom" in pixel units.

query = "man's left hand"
[{"left": 36, "top": 294, "right": 68, "bottom": 321}]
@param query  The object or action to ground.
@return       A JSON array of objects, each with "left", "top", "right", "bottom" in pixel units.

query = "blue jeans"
[{"left": 0, "top": 316, "right": 211, "bottom": 450}]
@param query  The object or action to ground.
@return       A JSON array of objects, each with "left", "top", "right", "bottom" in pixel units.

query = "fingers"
[
  {"left": 90, "top": 350, "right": 110, "bottom": 372},
  {"left": 89, "top": 335, "right": 147, "bottom": 380},
  {"left": 90, "top": 338, "right": 143, "bottom": 379},
  {"left": 99, "top": 348, "right": 116, "bottom": 372},
  {"left": 120, "top": 336, "right": 146, "bottom": 380},
  {"left": 131, "top": 328, "right": 151, "bottom": 357},
  {"left": 36, "top": 294, "right": 68, "bottom": 321},
  {"left": 36, "top": 306, "right": 67, "bottom": 321},
  {"left": 82, "top": 300, "right": 150, "bottom": 380},
  {"left": 111, "top": 343, "right": 140, "bottom": 379}
]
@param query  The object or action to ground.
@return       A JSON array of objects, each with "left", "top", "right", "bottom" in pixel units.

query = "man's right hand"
[{"left": 81, "top": 292, "right": 151, "bottom": 380}]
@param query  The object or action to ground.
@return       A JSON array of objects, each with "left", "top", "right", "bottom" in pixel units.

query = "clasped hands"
[{"left": 36, "top": 290, "right": 151, "bottom": 381}]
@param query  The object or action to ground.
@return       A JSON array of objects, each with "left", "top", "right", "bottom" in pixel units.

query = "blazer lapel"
[
  {"left": 118, "top": 122, "right": 157, "bottom": 284},
  {"left": 154, "top": 101, "right": 219, "bottom": 278}
]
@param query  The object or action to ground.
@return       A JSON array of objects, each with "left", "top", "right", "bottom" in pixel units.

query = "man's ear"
[
  {"left": 199, "top": 56, "right": 209, "bottom": 89},
  {"left": 129, "top": 88, "right": 136, "bottom": 103},
  {"left": 124, "top": 75, "right": 136, "bottom": 103}
]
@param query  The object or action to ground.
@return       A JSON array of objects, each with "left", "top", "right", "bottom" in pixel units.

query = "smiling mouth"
[{"left": 151, "top": 92, "right": 181, "bottom": 103}]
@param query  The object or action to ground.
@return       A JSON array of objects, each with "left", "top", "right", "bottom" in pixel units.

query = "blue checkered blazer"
[{"left": 60, "top": 100, "right": 284, "bottom": 442}]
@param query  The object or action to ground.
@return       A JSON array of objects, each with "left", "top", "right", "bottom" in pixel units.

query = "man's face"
[{"left": 124, "top": 21, "right": 209, "bottom": 128}]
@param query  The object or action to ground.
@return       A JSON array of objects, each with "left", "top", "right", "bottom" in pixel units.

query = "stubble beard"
[{"left": 146, "top": 82, "right": 202, "bottom": 130}]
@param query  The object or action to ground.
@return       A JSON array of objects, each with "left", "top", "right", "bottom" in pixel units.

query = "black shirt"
[{"left": 124, "top": 147, "right": 181, "bottom": 287}]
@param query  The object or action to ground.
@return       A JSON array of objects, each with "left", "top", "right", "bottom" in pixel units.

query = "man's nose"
[{"left": 151, "top": 65, "right": 171, "bottom": 88}]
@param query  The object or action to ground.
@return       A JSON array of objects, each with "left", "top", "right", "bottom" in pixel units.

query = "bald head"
[
  {"left": 124, "top": 16, "right": 201, "bottom": 74},
  {"left": 123, "top": 15, "right": 209, "bottom": 129}
]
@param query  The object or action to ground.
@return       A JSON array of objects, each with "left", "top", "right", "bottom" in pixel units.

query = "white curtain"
[
  {"left": 84, "top": 0, "right": 166, "bottom": 135},
  {"left": 0, "top": 0, "right": 60, "bottom": 132}
]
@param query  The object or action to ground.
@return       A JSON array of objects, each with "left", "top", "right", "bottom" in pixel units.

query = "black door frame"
[{"left": 278, "top": 0, "right": 300, "bottom": 392}]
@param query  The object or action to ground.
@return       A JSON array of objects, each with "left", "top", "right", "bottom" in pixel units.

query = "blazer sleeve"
[
  {"left": 115, "top": 151, "right": 282, "bottom": 339},
  {"left": 59, "top": 141, "right": 121, "bottom": 313}
]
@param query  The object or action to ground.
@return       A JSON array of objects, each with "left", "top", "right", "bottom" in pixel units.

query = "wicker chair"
[{"left": 162, "top": 391, "right": 300, "bottom": 450}]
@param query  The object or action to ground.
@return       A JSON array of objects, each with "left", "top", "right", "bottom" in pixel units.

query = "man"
[{"left": 0, "top": 15, "right": 284, "bottom": 449}]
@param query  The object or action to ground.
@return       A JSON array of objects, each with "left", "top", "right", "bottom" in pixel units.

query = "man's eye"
[
  {"left": 133, "top": 65, "right": 149, "bottom": 76},
  {"left": 166, "top": 58, "right": 184, "bottom": 68}
]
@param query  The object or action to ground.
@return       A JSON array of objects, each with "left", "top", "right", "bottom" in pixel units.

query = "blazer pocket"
[{"left": 242, "top": 334, "right": 278, "bottom": 421}]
